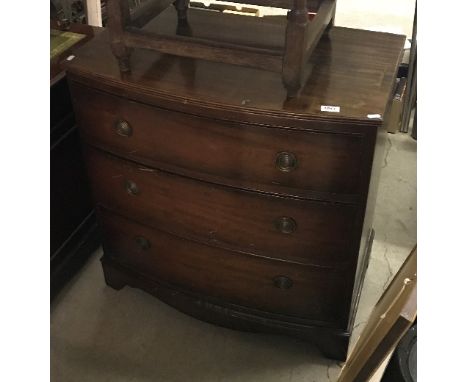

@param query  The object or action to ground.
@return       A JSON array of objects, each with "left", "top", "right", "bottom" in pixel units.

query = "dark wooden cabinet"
[
  {"left": 66, "top": 7, "right": 404, "bottom": 361},
  {"left": 50, "top": 24, "right": 102, "bottom": 299},
  {"left": 50, "top": 76, "right": 101, "bottom": 299}
]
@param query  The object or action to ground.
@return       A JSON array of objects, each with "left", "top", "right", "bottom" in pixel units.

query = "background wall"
[{"left": 335, "top": 0, "right": 416, "bottom": 37}]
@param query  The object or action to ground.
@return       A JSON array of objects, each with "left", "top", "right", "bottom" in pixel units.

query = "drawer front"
[
  {"left": 72, "top": 83, "right": 364, "bottom": 197},
  {"left": 85, "top": 147, "right": 358, "bottom": 266},
  {"left": 99, "top": 209, "right": 349, "bottom": 325}
]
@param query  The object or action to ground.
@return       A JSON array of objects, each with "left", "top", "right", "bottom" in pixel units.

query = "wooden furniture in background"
[
  {"left": 50, "top": 23, "right": 102, "bottom": 299},
  {"left": 107, "top": 0, "right": 336, "bottom": 97},
  {"left": 337, "top": 247, "right": 417, "bottom": 382},
  {"left": 66, "top": 8, "right": 404, "bottom": 360},
  {"left": 387, "top": 77, "right": 407, "bottom": 134}
]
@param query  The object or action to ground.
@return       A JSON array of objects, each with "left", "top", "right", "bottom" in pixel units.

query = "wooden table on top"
[
  {"left": 66, "top": 7, "right": 405, "bottom": 361},
  {"left": 106, "top": 0, "right": 337, "bottom": 97}
]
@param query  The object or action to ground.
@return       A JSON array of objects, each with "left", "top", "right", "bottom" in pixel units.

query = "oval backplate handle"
[
  {"left": 274, "top": 216, "right": 297, "bottom": 234},
  {"left": 114, "top": 119, "right": 132, "bottom": 137},
  {"left": 276, "top": 152, "right": 298, "bottom": 172},
  {"left": 125, "top": 179, "right": 139, "bottom": 195},
  {"left": 134, "top": 236, "right": 151, "bottom": 250},
  {"left": 273, "top": 275, "right": 293, "bottom": 289}
]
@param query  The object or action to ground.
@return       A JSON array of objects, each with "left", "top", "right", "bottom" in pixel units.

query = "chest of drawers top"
[{"left": 66, "top": 7, "right": 405, "bottom": 129}]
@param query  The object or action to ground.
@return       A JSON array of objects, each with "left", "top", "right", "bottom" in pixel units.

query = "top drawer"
[{"left": 71, "top": 83, "right": 364, "bottom": 199}]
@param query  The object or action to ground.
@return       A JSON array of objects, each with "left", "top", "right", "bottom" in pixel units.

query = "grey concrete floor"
[{"left": 51, "top": 132, "right": 416, "bottom": 382}]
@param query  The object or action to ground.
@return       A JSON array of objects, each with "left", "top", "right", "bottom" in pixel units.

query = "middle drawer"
[{"left": 85, "top": 147, "right": 358, "bottom": 266}]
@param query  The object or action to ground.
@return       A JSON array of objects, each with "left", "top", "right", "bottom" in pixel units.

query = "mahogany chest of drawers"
[{"left": 67, "top": 8, "right": 404, "bottom": 361}]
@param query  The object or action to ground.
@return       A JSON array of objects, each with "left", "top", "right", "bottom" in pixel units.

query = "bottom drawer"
[{"left": 99, "top": 209, "right": 351, "bottom": 326}]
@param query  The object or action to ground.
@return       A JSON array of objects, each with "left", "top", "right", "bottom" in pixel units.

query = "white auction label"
[{"left": 321, "top": 105, "right": 340, "bottom": 113}]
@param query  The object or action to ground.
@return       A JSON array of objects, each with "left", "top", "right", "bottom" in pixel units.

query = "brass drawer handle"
[
  {"left": 274, "top": 216, "right": 297, "bottom": 234},
  {"left": 134, "top": 236, "right": 151, "bottom": 250},
  {"left": 114, "top": 119, "right": 132, "bottom": 137},
  {"left": 273, "top": 275, "right": 293, "bottom": 289},
  {"left": 276, "top": 151, "right": 297, "bottom": 172},
  {"left": 125, "top": 179, "right": 139, "bottom": 195}
]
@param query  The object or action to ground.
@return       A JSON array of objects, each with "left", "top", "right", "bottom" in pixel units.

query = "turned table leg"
[
  {"left": 282, "top": 0, "right": 308, "bottom": 98},
  {"left": 325, "top": 1, "right": 336, "bottom": 33},
  {"left": 108, "top": 0, "right": 133, "bottom": 72},
  {"left": 174, "top": 0, "right": 190, "bottom": 24}
]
